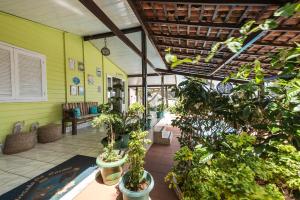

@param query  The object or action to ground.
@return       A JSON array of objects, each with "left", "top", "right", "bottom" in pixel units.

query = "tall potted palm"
[
  {"left": 119, "top": 130, "right": 154, "bottom": 200},
  {"left": 92, "top": 114, "right": 127, "bottom": 185}
]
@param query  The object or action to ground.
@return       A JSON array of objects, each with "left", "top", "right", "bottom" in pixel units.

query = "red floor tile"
[{"left": 145, "top": 126, "right": 180, "bottom": 200}]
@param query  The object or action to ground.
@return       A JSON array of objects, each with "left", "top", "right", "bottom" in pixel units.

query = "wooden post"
[
  {"left": 142, "top": 30, "right": 147, "bottom": 127},
  {"left": 161, "top": 75, "right": 164, "bottom": 106}
]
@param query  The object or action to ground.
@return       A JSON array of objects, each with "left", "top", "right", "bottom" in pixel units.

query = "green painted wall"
[{"left": 0, "top": 12, "right": 128, "bottom": 143}]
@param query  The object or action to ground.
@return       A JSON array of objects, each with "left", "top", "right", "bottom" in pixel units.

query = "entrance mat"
[{"left": 0, "top": 155, "right": 97, "bottom": 200}]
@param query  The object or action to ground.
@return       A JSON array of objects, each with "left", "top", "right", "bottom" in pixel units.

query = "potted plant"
[
  {"left": 156, "top": 103, "right": 164, "bottom": 119},
  {"left": 119, "top": 130, "right": 154, "bottom": 200},
  {"left": 92, "top": 114, "right": 127, "bottom": 185},
  {"left": 98, "top": 103, "right": 111, "bottom": 114},
  {"left": 115, "top": 102, "right": 145, "bottom": 148}
]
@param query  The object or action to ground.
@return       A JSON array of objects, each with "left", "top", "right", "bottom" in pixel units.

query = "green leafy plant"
[
  {"left": 114, "top": 102, "right": 145, "bottom": 135},
  {"left": 157, "top": 103, "right": 165, "bottom": 112},
  {"left": 166, "top": 134, "right": 300, "bottom": 200},
  {"left": 125, "top": 130, "right": 151, "bottom": 191},
  {"left": 98, "top": 103, "right": 111, "bottom": 114},
  {"left": 92, "top": 114, "right": 122, "bottom": 162}
]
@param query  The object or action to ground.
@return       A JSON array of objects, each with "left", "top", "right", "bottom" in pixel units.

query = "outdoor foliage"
[
  {"left": 126, "top": 130, "right": 151, "bottom": 191},
  {"left": 166, "top": 134, "right": 300, "bottom": 200},
  {"left": 165, "top": 3, "right": 300, "bottom": 199}
]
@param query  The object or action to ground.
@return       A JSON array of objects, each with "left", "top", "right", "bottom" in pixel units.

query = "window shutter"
[
  {"left": 15, "top": 49, "right": 46, "bottom": 100},
  {"left": 0, "top": 45, "right": 14, "bottom": 100}
]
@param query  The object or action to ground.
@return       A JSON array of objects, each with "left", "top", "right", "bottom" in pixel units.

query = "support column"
[
  {"left": 135, "top": 87, "right": 139, "bottom": 103},
  {"left": 161, "top": 75, "right": 164, "bottom": 106},
  {"left": 165, "top": 86, "right": 168, "bottom": 107},
  {"left": 141, "top": 30, "right": 147, "bottom": 127}
]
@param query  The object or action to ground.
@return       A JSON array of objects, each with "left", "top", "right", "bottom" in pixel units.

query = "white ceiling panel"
[
  {"left": 0, "top": 0, "right": 139, "bottom": 35},
  {"left": 0, "top": 0, "right": 166, "bottom": 74},
  {"left": 128, "top": 75, "right": 177, "bottom": 86},
  {"left": 91, "top": 32, "right": 166, "bottom": 74}
]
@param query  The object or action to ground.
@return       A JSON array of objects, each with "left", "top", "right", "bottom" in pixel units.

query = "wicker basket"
[
  {"left": 3, "top": 132, "right": 36, "bottom": 155},
  {"left": 38, "top": 124, "right": 62, "bottom": 143}
]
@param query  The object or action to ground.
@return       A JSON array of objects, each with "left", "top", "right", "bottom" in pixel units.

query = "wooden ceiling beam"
[
  {"left": 83, "top": 26, "right": 142, "bottom": 41},
  {"left": 157, "top": 44, "right": 272, "bottom": 58},
  {"left": 127, "top": 0, "right": 170, "bottom": 70},
  {"left": 128, "top": 73, "right": 171, "bottom": 77},
  {"left": 149, "top": 20, "right": 300, "bottom": 32},
  {"left": 154, "top": 68, "right": 248, "bottom": 84},
  {"left": 139, "top": 0, "right": 283, "bottom": 6},
  {"left": 210, "top": 31, "right": 268, "bottom": 75},
  {"left": 79, "top": 0, "right": 157, "bottom": 70},
  {"left": 155, "top": 34, "right": 295, "bottom": 48}
]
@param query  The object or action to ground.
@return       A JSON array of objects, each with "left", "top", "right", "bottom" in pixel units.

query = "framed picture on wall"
[
  {"left": 78, "top": 86, "right": 84, "bottom": 96},
  {"left": 78, "top": 62, "right": 85, "bottom": 71},
  {"left": 96, "top": 67, "right": 102, "bottom": 77},
  {"left": 68, "top": 58, "right": 76, "bottom": 70},
  {"left": 70, "top": 85, "right": 77, "bottom": 96},
  {"left": 88, "top": 74, "right": 95, "bottom": 85}
]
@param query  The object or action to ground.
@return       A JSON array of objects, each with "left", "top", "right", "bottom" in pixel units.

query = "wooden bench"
[{"left": 62, "top": 102, "right": 100, "bottom": 135}]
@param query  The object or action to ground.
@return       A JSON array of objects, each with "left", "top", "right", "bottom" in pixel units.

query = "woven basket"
[
  {"left": 38, "top": 124, "right": 62, "bottom": 143},
  {"left": 3, "top": 132, "right": 36, "bottom": 155}
]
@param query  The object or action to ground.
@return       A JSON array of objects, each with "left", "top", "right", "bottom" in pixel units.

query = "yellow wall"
[
  {"left": 0, "top": 12, "right": 128, "bottom": 143},
  {"left": 83, "top": 42, "right": 103, "bottom": 104},
  {"left": 103, "top": 56, "right": 128, "bottom": 110}
]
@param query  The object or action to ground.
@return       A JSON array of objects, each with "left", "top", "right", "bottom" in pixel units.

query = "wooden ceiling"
[{"left": 127, "top": 0, "right": 300, "bottom": 79}]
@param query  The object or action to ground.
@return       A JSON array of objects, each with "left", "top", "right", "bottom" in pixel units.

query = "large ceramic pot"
[
  {"left": 146, "top": 118, "right": 152, "bottom": 130},
  {"left": 101, "top": 135, "right": 122, "bottom": 149},
  {"left": 96, "top": 154, "right": 127, "bottom": 185},
  {"left": 156, "top": 111, "right": 164, "bottom": 119},
  {"left": 119, "top": 170, "right": 154, "bottom": 200}
]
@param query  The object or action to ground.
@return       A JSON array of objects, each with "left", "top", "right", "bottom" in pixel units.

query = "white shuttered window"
[{"left": 0, "top": 42, "right": 47, "bottom": 102}]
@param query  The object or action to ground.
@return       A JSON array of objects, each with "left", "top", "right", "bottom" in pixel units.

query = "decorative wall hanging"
[
  {"left": 72, "top": 77, "right": 80, "bottom": 85},
  {"left": 78, "top": 86, "right": 84, "bottom": 96},
  {"left": 68, "top": 58, "right": 75, "bottom": 70},
  {"left": 216, "top": 82, "right": 233, "bottom": 94},
  {"left": 101, "top": 38, "right": 110, "bottom": 56},
  {"left": 78, "top": 62, "right": 85, "bottom": 71},
  {"left": 97, "top": 85, "right": 101, "bottom": 93},
  {"left": 96, "top": 67, "right": 102, "bottom": 77},
  {"left": 70, "top": 85, "right": 77, "bottom": 96},
  {"left": 87, "top": 74, "right": 95, "bottom": 85}
]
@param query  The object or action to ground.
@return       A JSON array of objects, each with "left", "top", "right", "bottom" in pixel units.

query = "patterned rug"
[{"left": 0, "top": 155, "right": 97, "bottom": 200}]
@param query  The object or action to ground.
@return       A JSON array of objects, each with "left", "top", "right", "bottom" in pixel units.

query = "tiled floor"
[
  {"left": 145, "top": 126, "right": 180, "bottom": 200},
  {"left": 0, "top": 114, "right": 179, "bottom": 199},
  {"left": 0, "top": 127, "right": 106, "bottom": 195}
]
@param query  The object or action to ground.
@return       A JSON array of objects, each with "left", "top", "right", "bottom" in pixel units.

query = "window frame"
[{"left": 0, "top": 41, "right": 47, "bottom": 103}]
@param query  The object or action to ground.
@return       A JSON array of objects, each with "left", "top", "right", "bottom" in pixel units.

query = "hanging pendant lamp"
[{"left": 101, "top": 38, "right": 110, "bottom": 56}]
